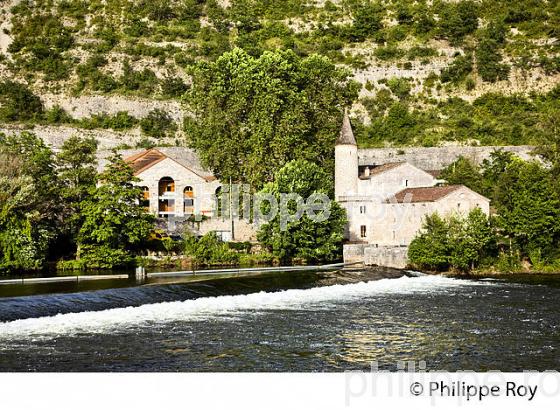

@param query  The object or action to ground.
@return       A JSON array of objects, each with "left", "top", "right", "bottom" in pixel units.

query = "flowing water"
[{"left": 0, "top": 270, "right": 558, "bottom": 372}]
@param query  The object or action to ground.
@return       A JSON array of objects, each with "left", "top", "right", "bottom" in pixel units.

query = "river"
[{"left": 0, "top": 269, "right": 558, "bottom": 371}]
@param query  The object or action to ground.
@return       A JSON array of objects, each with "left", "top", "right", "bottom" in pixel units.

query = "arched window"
[{"left": 159, "top": 177, "right": 175, "bottom": 196}]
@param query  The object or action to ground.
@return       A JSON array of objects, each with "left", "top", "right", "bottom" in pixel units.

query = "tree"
[
  {"left": 533, "top": 108, "right": 560, "bottom": 189},
  {"left": 408, "top": 209, "right": 495, "bottom": 272},
  {"left": 493, "top": 159, "right": 560, "bottom": 257},
  {"left": 185, "top": 48, "right": 358, "bottom": 189},
  {"left": 480, "top": 149, "right": 516, "bottom": 198},
  {"left": 438, "top": 0, "right": 478, "bottom": 44},
  {"left": 476, "top": 38, "right": 509, "bottom": 82},
  {"left": 0, "top": 133, "right": 58, "bottom": 272},
  {"left": 448, "top": 208, "right": 495, "bottom": 271},
  {"left": 78, "top": 152, "right": 154, "bottom": 268},
  {"left": 440, "top": 156, "right": 483, "bottom": 193},
  {"left": 55, "top": 136, "right": 99, "bottom": 258},
  {"left": 0, "top": 81, "right": 44, "bottom": 122},
  {"left": 140, "top": 109, "right": 176, "bottom": 138},
  {"left": 408, "top": 213, "right": 451, "bottom": 271},
  {"left": 256, "top": 160, "right": 347, "bottom": 263}
]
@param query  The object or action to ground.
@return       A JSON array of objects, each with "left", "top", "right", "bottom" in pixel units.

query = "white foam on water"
[{"left": 0, "top": 275, "right": 489, "bottom": 339}]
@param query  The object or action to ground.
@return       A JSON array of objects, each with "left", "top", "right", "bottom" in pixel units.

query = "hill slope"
[{"left": 0, "top": 0, "right": 558, "bottom": 149}]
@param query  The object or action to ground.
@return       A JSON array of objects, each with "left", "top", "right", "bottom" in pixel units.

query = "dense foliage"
[
  {"left": 408, "top": 209, "right": 496, "bottom": 272},
  {"left": 185, "top": 48, "right": 358, "bottom": 187},
  {"left": 411, "top": 150, "right": 560, "bottom": 272},
  {"left": 257, "top": 160, "right": 347, "bottom": 263},
  {"left": 77, "top": 152, "right": 155, "bottom": 269},
  {"left": 0, "top": 133, "right": 155, "bottom": 273}
]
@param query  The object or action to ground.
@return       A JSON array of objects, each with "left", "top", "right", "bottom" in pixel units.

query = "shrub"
[
  {"left": 140, "top": 109, "right": 176, "bottom": 138},
  {"left": 0, "top": 80, "right": 43, "bottom": 122},
  {"left": 440, "top": 53, "right": 473, "bottom": 83}
]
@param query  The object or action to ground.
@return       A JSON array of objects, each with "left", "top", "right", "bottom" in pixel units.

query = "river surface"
[{"left": 0, "top": 270, "right": 558, "bottom": 372}]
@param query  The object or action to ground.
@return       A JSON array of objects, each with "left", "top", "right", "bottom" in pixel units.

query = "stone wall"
[
  {"left": 358, "top": 145, "right": 535, "bottom": 170},
  {"left": 344, "top": 244, "right": 409, "bottom": 269}
]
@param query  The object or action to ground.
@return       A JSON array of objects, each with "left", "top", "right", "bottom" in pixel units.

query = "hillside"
[{"left": 0, "top": 0, "right": 559, "bottom": 149}]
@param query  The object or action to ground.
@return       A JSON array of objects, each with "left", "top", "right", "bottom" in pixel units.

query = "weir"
[{"left": 0, "top": 263, "right": 354, "bottom": 286}]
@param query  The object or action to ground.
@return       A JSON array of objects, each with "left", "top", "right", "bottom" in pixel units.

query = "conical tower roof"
[{"left": 336, "top": 110, "right": 356, "bottom": 145}]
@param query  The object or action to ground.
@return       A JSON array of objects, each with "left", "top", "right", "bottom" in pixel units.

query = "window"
[
  {"left": 405, "top": 179, "right": 409, "bottom": 187},
  {"left": 392, "top": 231, "right": 396, "bottom": 240},
  {"left": 359, "top": 205, "right": 366, "bottom": 214},
  {"left": 158, "top": 177, "right": 175, "bottom": 195},
  {"left": 360, "top": 225, "right": 367, "bottom": 238}
]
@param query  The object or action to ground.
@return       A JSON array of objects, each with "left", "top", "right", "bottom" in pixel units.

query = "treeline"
[{"left": 409, "top": 137, "right": 560, "bottom": 272}]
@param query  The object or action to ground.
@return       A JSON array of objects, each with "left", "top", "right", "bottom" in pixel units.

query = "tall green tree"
[
  {"left": 256, "top": 160, "right": 347, "bottom": 263},
  {"left": 0, "top": 132, "right": 58, "bottom": 272},
  {"left": 185, "top": 48, "right": 358, "bottom": 189},
  {"left": 55, "top": 136, "right": 99, "bottom": 257},
  {"left": 77, "top": 152, "right": 154, "bottom": 268}
]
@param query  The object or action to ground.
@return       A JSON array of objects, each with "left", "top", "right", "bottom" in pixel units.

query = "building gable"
[{"left": 135, "top": 157, "right": 208, "bottom": 183}]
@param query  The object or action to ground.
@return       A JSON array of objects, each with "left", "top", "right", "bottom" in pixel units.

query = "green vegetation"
[
  {"left": 357, "top": 86, "right": 560, "bottom": 147},
  {"left": 0, "top": 132, "right": 156, "bottom": 273},
  {"left": 2, "top": 0, "right": 559, "bottom": 148},
  {"left": 257, "top": 160, "right": 347, "bottom": 264},
  {"left": 409, "top": 208, "right": 495, "bottom": 272},
  {"left": 0, "top": 81, "right": 179, "bottom": 138},
  {"left": 409, "top": 149, "right": 560, "bottom": 273},
  {"left": 77, "top": 151, "right": 155, "bottom": 269},
  {"left": 185, "top": 48, "right": 358, "bottom": 188}
]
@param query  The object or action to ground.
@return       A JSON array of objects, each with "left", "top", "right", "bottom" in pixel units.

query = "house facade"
[
  {"left": 335, "top": 113, "right": 491, "bottom": 268},
  {"left": 101, "top": 148, "right": 257, "bottom": 242}
]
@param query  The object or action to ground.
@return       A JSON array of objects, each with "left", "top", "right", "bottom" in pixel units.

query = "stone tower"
[{"left": 335, "top": 111, "right": 358, "bottom": 201}]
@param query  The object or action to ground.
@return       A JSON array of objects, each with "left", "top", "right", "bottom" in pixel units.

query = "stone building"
[
  {"left": 335, "top": 113, "right": 490, "bottom": 268},
  {"left": 110, "top": 148, "right": 257, "bottom": 242}
]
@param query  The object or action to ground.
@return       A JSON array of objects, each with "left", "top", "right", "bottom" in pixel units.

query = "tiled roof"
[
  {"left": 114, "top": 148, "right": 216, "bottom": 181},
  {"left": 389, "top": 185, "right": 463, "bottom": 203},
  {"left": 126, "top": 149, "right": 167, "bottom": 174}
]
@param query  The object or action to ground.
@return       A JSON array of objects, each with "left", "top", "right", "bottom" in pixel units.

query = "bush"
[
  {"left": 0, "top": 81, "right": 43, "bottom": 122},
  {"left": 78, "top": 244, "right": 135, "bottom": 269},
  {"left": 350, "top": 1, "right": 383, "bottom": 42},
  {"left": 440, "top": 53, "right": 473, "bottom": 83},
  {"left": 408, "top": 209, "right": 496, "bottom": 272},
  {"left": 80, "top": 112, "right": 138, "bottom": 130},
  {"left": 140, "top": 109, "right": 176, "bottom": 138},
  {"left": 374, "top": 45, "right": 404, "bottom": 61},
  {"left": 160, "top": 75, "right": 189, "bottom": 98},
  {"left": 184, "top": 232, "right": 240, "bottom": 265}
]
